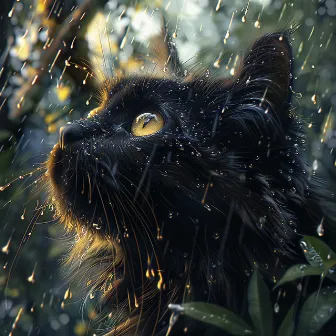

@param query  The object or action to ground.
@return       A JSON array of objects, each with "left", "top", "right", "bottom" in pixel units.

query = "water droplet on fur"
[
  {"left": 258, "top": 216, "right": 266, "bottom": 228},
  {"left": 204, "top": 204, "right": 211, "bottom": 211}
]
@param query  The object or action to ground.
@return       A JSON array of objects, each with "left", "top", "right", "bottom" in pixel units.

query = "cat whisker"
[{"left": 4, "top": 198, "right": 48, "bottom": 296}]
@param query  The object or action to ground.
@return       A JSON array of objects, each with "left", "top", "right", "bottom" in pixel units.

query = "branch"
[{"left": 9, "top": 0, "right": 109, "bottom": 120}]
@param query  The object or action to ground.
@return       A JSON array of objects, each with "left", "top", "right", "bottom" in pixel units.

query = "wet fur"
[{"left": 46, "top": 30, "right": 328, "bottom": 335}]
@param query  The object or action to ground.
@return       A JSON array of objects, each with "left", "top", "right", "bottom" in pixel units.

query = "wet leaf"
[
  {"left": 248, "top": 269, "right": 273, "bottom": 336},
  {"left": 324, "top": 260, "right": 336, "bottom": 282},
  {"left": 323, "top": 259, "right": 336, "bottom": 270},
  {"left": 300, "top": 236, "right": 336, "bottom": 268},
  {"left": 276, "top": 304, "right": 296, "bottom": 336},
  {"left": 182, "top": 302, "right": 254, "bottom": 335},
  {"left": 273, "top": 264, "right": 323, "bottom": 289},
  {"left": 296, "top": 286, "right": 336, "bottom": 336}
]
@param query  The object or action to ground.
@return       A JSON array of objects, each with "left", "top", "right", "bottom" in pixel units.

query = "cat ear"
[
  {"left": 149, "top": 16, "right": 183, "bottom": 76},
  {"left": 232, "top": 30, "right": 294, "bottom": 115}
]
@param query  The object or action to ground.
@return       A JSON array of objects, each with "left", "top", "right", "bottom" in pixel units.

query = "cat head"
[{"left": 47, "top": 29, "right": 314, "bottom": 262}]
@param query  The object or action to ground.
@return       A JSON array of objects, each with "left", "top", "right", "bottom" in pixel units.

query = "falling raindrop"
[
  {"left": 166, "top": 304, "right": 184, "bottom": 336},
  {"left": 8, "top": 6, "right": 14, "bottom": 18},
  {"left": 313, "top": 159, "right": 318, "bottom": 171},
  {"left": 9, "top": 308, "right": 23, "bottom": 335},
  {"left": 215, "top": 0, "right": 222, "bottom": 11},
  {"left": 317, "top": 217, "right": 325, "bottom": 237},
  {"left": 21, "top": 208, "right": 26, "bottom": 220},
  {"left": 0, "top": 183, "right": 11, "bottom": 191},
  {"left": 274, "top": 302, "right": 280, "bottom": 313},
  {"left": 300, "top": 240, "right": 308, "bottom": 253},
  {"left": 64, "top": 287, "right": 72, "bottom": 300},
  {"left": 2, "top": 232, "right": 14, "bottom": 254},
  {"left": 27, "top": 263, "right": 37, "bottom": 283}
]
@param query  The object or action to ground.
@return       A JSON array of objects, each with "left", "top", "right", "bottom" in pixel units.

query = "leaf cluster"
[{"left": 171, "top": 236, "right": 336, "bottom": 336}]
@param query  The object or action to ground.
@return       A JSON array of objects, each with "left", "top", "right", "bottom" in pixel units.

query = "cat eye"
[{"left": 131, "top": 112, "right": 164, "bottom": 136}]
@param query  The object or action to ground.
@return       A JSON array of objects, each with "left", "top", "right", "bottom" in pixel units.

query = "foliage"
[{"left": 170, "top": 236, "right": 336, "bottom": 336}]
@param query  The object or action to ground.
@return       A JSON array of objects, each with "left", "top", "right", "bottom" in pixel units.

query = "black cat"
[{"left": 46, "top": 29, "right": 327, "bottom": 335}]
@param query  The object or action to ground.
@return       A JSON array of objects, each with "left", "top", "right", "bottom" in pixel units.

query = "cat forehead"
[
  {"left": 92, "top": 76, "right": 191, "bottom": 114},
  {"left": 107, "top": 76, "right": 183, "bottom": 96},
  {"left": 100, "top": 74, "right": 228, "bottom": 106},
  {"left": 87, "top": 76, "right": 181, "bottom": 119},
  {"left": 87, "top": 71, "right": 234, "bottom": 120}
]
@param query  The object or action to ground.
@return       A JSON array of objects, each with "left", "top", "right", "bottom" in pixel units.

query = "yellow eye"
[{"left": 131, "top": 112, "right": 164, "bottom": 136}]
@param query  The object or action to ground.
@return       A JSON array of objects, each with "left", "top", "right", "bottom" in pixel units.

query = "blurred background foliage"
[{"left": 0, "top": 0, "right": 335, "bottom": 335}]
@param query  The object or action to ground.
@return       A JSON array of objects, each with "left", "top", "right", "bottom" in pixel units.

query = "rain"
[{"left": 0, "top": 0, "right": 335, "bottom": 335}]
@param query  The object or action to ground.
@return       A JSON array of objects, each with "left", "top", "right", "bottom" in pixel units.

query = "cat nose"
[{"left": 59, "top": 123, "right": 83, "bottom": 150}]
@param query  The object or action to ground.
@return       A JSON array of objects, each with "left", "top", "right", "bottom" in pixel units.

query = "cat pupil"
[{"left": 142, "top": 114, "right": 156, "bottom": 128}]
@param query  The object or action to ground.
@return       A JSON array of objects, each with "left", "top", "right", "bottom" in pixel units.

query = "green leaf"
[
  {"left": 182, "top": 302, "right": 254, "bottom": 336},
  {"left": 300, "top": 236, "right": 336, "bottom": 268},
  {"left": 323, "top": 259, "right": 336, "bottom": 270},
  {"left": 323, "top": 260, "right": 336, "bottom": 282},
  {"left": 273, "top": 264, "right": 323, "bottom": 289},
  {"left": 248, "top": 269, "right": 273, "bottom": 336},
  {"left": 276, "top": 304, "right": 296, "bottom": 336},
  {"left": 0, "top": 130, "right": 11, "bottom": 142},
  {"left": 296, "top": 286, "right": 336, "bottom": 336}
]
